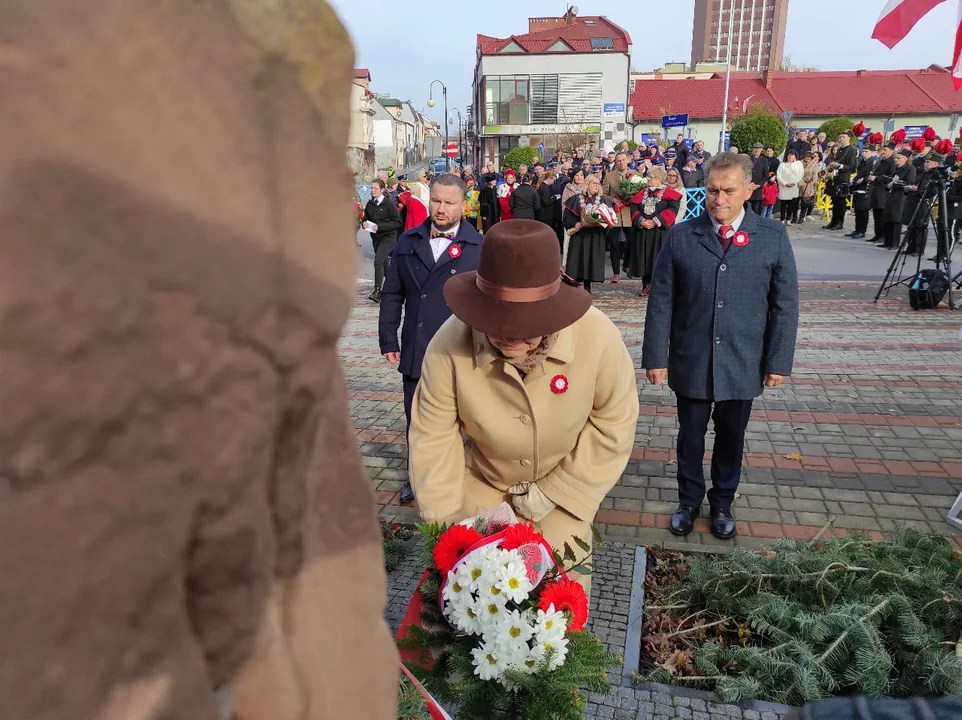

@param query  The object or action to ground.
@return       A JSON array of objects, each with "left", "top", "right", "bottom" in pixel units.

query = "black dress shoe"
[
  {"left": 822, "top": 224, "right": 835, "bottom": 230},
  {"left": 399, "top": 483, "right": 415, "bottom": 505},
  {"left": 867, "top": 236, "right": 881, "bottom": 242},
  {"left": 851, "top": 233, "right": 865, "bottom": 239},
  {"left": 710, "top": 507, "right": 737, "bottom": 540},
  {"left": 844, "top": 231, "right": 856, "bottom": 237},
  {"left": 368, "top": 289, "right": 381, "bottom": 304},
  {"left": 669, "top": 506, "right": 700, "bottom": 536}
]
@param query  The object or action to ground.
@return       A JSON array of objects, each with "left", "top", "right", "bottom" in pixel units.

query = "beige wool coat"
[{"left": 409, "top": 307, "right": 639, "bottom": 552}]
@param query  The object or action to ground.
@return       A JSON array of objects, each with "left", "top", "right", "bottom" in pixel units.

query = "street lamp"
[
  {"left": 449, "top": 108, "right": 463, "bottom": 170},
  {"left": 428, "top": 79, "right": 449, "bottom": 171}
]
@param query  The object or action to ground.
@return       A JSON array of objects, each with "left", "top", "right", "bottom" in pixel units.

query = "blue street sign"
[
  {"left": 603, "top": 102, "right": 626, "bottom": 117},
  {"left": 662, "top": 113, "right": 689, "bottom": 129},
  {"left": 639, "top": 133, "right": 659, "bottom": 147},
  {"left": 538, "top": 141, "right": 545, "bottom": 155},
  {"left": 904, "top": 125, "right": 928, "bottom": 139},
  {"left": 718, "top": 131, "right": 731, "bottom": 150}
]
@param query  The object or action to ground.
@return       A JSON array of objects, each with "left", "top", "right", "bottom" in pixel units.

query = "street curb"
[{"left": 621, "top": 545, "right": 647, "bottom": 687}]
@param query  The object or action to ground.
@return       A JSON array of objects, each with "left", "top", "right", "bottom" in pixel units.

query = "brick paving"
[{"left": 347, "top": 279, "right": 962, "bottom": 552}]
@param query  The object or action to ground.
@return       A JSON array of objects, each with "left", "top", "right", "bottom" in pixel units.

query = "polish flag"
[
  {"left": 872, "top": 0, "right": 947, "bottom": 48},
  {"left": 872, "top": 0, "right": 962, "bottom": 89}
]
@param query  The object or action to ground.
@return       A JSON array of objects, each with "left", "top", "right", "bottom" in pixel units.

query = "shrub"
[
  {"left": 502, "top": 145, "right": 540, "bottom": 171},
  {"left": 817, "top": 117, "right": 856, "bottom": 141},
  {"left": 730, "top": 108, "right": 788, "bottom": 155},
  {"left": 612, "top": 139, "right": 638, "bottom": 151}
]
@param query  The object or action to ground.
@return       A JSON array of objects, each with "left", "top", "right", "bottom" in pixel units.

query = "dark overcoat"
[
  {"left": 378, "top": 220, "right": 482, "bottom": 379},
  {"left": 870, "top": 156, "right": 896, "bottom": 210},
  {"left": 641, "top": 211, "right": 799, "bottom": 401},
  {"left": 852, "top": 155, "right": 878, "bottom": 212}
]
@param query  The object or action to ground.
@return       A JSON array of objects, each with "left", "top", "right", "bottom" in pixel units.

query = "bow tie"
[{"left": 430, "top": 231, "right": 455, "bottom": 240}]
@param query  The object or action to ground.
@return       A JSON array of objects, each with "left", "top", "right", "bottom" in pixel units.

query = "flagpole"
[{"left": 719, "top": 0, "right": 735, "bottom": 153}]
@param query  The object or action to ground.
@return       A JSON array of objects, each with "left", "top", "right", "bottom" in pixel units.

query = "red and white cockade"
[
  {"left": 732, "top": 231, "right": 750, "bottom": 247},
  {"left": 550, "top": 374, "right": 569, "bottom": 394},
  {"left": 448, "top": 244, "right": 462, "bottom": 259}
]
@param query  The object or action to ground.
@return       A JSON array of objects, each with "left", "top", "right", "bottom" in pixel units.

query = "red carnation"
[
  {"left": 910, "top": 137, "right": 926, "bottom": 154},
  {"left": 539, "top": 578, "right": 589, "bottom": 631},
  {"left": 936, "top": 138, "right": 954, "bottom": 155},
  {"left": 868, "top": 132, "right": 884, "bottom": 145},
  {"left": 501, "top": 523, "right": 545, "bottom": 551},
  {"left": 852, "top": 122, "right": 866, "bottom": 137},
  {"left": 891, "top": 129, "right": 907, "bottom": 144},
  {"left": 923, "top": 127, "right": 937, "bottom": 142},
  {"left": 433, "top": 525, "right": 484, "bottom": 577},
  {"left": 956, "top": 151, "right": 962, "bottom": 162}
]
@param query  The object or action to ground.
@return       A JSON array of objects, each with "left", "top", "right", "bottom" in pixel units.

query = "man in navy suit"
[
  {"left": 379, "top": 173, "right": 483, "bottom": 504},
  {"left": 642, "top": 152, "right": 799, "bottom": 541}
]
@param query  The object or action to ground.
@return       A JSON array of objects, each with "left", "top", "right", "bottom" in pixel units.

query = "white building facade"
[{"left": 472, "top": 11, "right": 632, "bottom": 169}]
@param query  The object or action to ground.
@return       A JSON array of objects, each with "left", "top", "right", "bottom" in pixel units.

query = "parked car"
[{"left": 431, "top": 157, "right": 449, "bottom": 175}]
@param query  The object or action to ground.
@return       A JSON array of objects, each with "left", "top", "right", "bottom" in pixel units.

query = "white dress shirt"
[
  {"left": 429, "top": 223, "right": 459, "bottom": 261},
  {"left": 709, "top": 209, "right": 746, "bottom": 235}
]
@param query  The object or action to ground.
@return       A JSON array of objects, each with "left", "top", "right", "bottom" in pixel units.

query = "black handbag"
[{"left": 908, "top": 269, "right": 949, "bottom": 310}]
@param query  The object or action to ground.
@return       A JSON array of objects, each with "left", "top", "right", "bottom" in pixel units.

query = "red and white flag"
[
  {"left": 872, "top": 0, "right": 962, "bottom": 89},
  {"left": 872, "top": 0, "right": 947, "bottom": 48}
]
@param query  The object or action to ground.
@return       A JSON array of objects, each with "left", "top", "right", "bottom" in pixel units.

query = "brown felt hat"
[{"left": 443, "top": 219, "right": 592, "bottom": 338}]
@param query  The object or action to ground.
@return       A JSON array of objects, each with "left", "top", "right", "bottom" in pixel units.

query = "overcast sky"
[{"left": 329, "top": 0, "right": 960, "bottom": 128}]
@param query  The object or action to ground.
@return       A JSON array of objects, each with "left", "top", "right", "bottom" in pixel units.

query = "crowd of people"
[{"left": 362, "top": 124, "right": 962, "bottom": 308}]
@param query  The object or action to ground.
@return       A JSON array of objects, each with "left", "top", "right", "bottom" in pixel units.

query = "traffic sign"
[
  {"left": 661, "top": 113, "right": 689, "bottom": 129},
  {"left": 445, "top": 142, "right": 458, "bottom": 158}
]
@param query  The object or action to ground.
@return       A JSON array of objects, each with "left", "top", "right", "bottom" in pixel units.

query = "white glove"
[{"left": 508, "top": 483, "right": 556, "bottom": 523}]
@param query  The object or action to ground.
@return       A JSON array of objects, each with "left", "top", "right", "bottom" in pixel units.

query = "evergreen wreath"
[{"left": 638, "top": 527, "right": 962, "bottom": 706}]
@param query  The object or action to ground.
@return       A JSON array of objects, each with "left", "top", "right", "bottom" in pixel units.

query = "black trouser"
[
  {"left": 403, "top": 374, "right": 419, "bottom": 434},
  {"left": 372, "top": 236, "right": 396, "bottom": 290},
  {"left": 607, "top": 227, "right": 623, "bottom": 276},
  {"left": 872, "top": 208, "right": 885, "bottom": 239},
  {"left": 779, "top": 198, "right": 799, "bottom": 223},
  {"left": 830, "top": 197, "right": 847, "bottom": 228},
  {"left": 854, "top": 209, "right": 870, "bottom": 235},
  {"left": 750, "top": 200, "right": 763, "bottom": 216},
  {"left": 883, "top": 221, "right": 901, "bottom": 248},
  {"left": 676, "top": 396, "right": 753, "bottom": 510}
]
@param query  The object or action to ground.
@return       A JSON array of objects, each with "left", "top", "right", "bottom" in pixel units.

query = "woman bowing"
[
  {"left": 628, "top": 166, "right": 682, "bottom": 297},
  {"left": 408, "top": 220, "right": 639, "bottom": 592}
]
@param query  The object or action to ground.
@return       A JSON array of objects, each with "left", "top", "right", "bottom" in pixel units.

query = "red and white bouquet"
[
  {"left": 397, "top": 504, "right": 618, "bottom": 720},
  {"left": 580, "top": 201, "right": 618, "bottom": 230}
]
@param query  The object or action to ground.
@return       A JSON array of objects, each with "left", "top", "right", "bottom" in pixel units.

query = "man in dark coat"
[
  {"left": 847, "top": 144, "right": 878, "bottom": 239},
  {"left": 880, "top": 149, "right": 917, "bottom": 249},
  {"left": 682, "top": 157, "right": 705, "bottom": 188},
  {"left": 670, "top": 134, "right": 690, "bottom": 168},
  {"left": 509, "top": 173, "right": 541, "bottom": 220},
  {"left": 748, "top": 143, "right": 770, "bottom": 215},
  {"left": 824, "top": 131, "right": 858, "bottom": 230},
  {"left": 868, "top": 142, "right": 896, "bottom": 242},
  {"left": 642, "top": 152, "right": 799, "bottom": 541},
  {"left": 479, "top": 173, "right": 501, "bottom": 232},
  {"left": 363, "top": 178, "right": 404, "bottom": 303},
  {"left": 786, "top": 129, "right": 812, "bottom": 161},
  {"left": 379, "top": 173, "right": 482, "bottom": 503}
]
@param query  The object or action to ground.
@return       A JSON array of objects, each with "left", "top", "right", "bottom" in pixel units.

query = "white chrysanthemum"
[
  {"left": 475, "top": 594, "right": 509, "bottom": 627},
  {"left": 470, "top": 640, "right": 508, "bottom": 681},
  {"left": 492, "top": 608, "right": 535, "bottom": 648},
  {"left": 456, "top": 553, "right": 488, "bottom": 593},
  {"left": 441, "top": 571, "right": 473, "bottom": 610},
  {"left": 494, "top": 556, "right": 534, "bottom": 604},
  {"left": 530, "top": 634, "right": 569, "bottom": 671},
  {"left": 448, "top": 598, "right": 485, "bottom": 636},
  {"left": 534, "top": 605, "right": 568, "bottom": 644}
]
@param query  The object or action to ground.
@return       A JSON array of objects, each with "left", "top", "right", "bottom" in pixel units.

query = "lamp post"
[
  {"left": 450, "top": 108, "right": 463, "bottom": 171},
  {"left": 427, "top": 80, "right": 449, "bottom": 171},
  {"left": 719, "top": 0, "right": 735, "bottom": 153}
]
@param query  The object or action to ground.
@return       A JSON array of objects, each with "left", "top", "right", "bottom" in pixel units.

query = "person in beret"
[{"left": 408, "top": 220, "right": 640, "bottom": 591}]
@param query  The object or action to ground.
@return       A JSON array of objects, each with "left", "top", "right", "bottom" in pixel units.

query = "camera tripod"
[{"left": 874, "top": 173, "right": 957, "bottom": 309}]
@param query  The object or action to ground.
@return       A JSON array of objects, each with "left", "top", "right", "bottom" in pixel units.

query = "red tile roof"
[
  {"left": 477, "top": 16, "right": 630, "bottom": 55},
  {"left": 630, "top": 68, "right": 962, "bottom": 121},
  {"left": 353, "top": 68, "right": 371, "bottom": 80}
]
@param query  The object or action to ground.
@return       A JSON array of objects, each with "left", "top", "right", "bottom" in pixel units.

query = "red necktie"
[{"left": 718, "top": 225, "right": 734, "bottom": 252}]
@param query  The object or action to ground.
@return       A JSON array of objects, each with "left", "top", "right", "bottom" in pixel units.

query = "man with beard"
[{"left": 379, "top": 174, "right": 482, "bottom": 504}]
